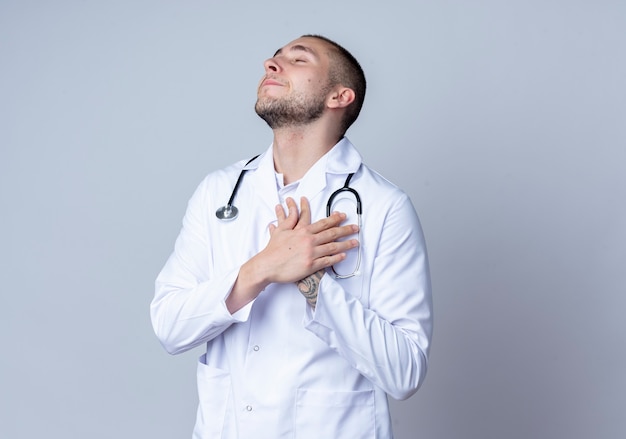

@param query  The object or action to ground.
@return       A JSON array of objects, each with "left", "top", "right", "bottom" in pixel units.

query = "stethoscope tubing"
[
  {"left": 216, "top": 155, "right": 362, "bottom": 278},
  {"left": 215, "top": 155, "right": 260, "bottom": 221},
  {"left": 326, "top": 173, "right": 362, "bottom": 216}
]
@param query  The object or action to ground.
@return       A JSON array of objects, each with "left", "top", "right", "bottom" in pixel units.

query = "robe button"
[
  {"left": 253, "top": 345, "right": 260, "bottom": 351},
  {"left": 246, "top": 405, "right": 253, "bottom": 411}
]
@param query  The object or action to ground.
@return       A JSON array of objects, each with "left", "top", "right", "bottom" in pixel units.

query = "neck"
[{"left": 271, "top": 121, "right": 342, "bottom": 185}]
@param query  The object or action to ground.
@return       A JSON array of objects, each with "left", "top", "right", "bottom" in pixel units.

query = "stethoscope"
[
  {"left": 215, "top": 155, "right": 362, "bottom": 278},
  {"left": 215, "top": 155, "right": 260, "bottom": 221}
]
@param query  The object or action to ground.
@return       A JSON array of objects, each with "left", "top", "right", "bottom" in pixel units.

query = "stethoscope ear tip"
[{"left": 216, "top": 205, "right": 239, "bottom": 221}]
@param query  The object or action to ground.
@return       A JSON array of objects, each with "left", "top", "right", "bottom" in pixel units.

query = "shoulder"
[
  {"left": 356, "top": 163, "right": 411, "bottom": 204},
  {"left": 354, "top": 163, "right": 423, "bottom": 234}
]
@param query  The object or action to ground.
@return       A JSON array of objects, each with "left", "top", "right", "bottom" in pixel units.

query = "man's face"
[{"left": 255, "top": 37, "right": 335, "bottom": 129}]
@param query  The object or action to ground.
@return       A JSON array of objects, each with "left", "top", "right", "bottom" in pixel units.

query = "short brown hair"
[{"left": 302, "top": 35, "right": 367, "bottom": 135}]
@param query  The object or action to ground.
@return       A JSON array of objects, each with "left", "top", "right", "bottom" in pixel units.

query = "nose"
[{"left": 264, "top": 57, "right": 280, "bottom": 73}]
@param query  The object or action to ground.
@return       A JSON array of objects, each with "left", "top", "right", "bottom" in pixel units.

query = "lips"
[{"left": 261, "top": 77, "right": 285, "bottom": 87}]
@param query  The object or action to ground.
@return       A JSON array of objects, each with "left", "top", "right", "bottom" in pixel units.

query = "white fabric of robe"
[{"left": 151, "top": 138, "right": 433, "bottom": 439}]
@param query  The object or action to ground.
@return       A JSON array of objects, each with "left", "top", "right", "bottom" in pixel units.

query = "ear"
[{"left": 327, "top": 87, "right": 356, "bottom": 109}]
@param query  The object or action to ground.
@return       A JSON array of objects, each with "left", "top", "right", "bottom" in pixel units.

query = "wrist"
[
  {"left": 227, "top": 257, "right": 270, "bottom": 314},
  {"left": 296, "top": 270, "right": 324, "bottom": 309}
]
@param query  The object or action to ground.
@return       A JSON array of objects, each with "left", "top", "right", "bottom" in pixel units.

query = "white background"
[{"left": 1, "top": 1, "right": 625, "bottom": 438}]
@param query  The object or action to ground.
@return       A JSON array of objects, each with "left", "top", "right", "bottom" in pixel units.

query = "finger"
[
  {"left": 310, "top": 252, "right": 348, "bottom": 272},
  {"left": 309, "top": 212, "right": 359, "bottom": 236},
  {"left": 282, "top": 197, "right": 299, "bottom": 229},
  {"left": 308, "top": 211, "right": 348, "bottom": 234},
  {"left": 275, "top": 203, "right": 286, "bottom": 224},
  {"left": 275, "top": 198, "right": 299, "bottom": 230},
  {"left": 296, "top": 197, "right": 311, "bottom": 228},
  {"left": 313, "top": 238, "right": 359, "bottom": 260},
  {"left": 315, "top": 224, "right": 359, "bottom": 245}
]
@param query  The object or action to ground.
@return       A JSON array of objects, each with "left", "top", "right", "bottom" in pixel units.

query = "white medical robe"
[{"left": 151, "top": 138, "right": 433, "bottom": 439}]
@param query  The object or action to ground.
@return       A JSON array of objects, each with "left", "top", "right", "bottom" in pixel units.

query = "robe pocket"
[
  {"left": 193, "top": 354, "right": 232, "bottom": 439},
  {"left": 294, "top": 388, "right": 375, "bottom": 439}
]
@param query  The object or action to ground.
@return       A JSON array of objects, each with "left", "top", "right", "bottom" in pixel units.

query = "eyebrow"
[{"left": 273, "top": 44, "right": 319, "bottom": 59}]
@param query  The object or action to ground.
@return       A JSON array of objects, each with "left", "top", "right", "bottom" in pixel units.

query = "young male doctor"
[{"left": 151, "top": 34, "right": 433, "bottom": 439}]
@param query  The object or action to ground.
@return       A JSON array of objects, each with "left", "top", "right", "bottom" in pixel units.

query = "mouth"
[{"left": 261, "top": 77, "right": 285, "bottom": 88}]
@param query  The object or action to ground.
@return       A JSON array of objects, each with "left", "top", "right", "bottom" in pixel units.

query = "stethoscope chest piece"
[
  {"left": 216, "top": 205, "right": 239, "bottom": 221},
  {"left": 216, "top": 154, "right": 260, "bottom": 222},
  {"left": 215, "top": 155, "right": 362, "bottom": 278}
]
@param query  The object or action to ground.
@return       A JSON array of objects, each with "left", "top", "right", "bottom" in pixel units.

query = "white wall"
[{"left": 1, "top": 1, "right": 624, "bottom": 438}]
